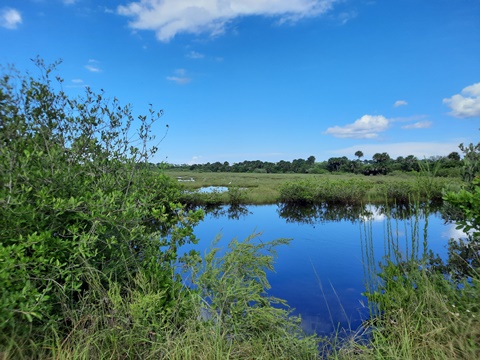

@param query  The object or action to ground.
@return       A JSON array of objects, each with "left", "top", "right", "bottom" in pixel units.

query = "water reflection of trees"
[
  {"left": 375, "top": 201, "right": 442, "bottom": 220},
  {"left": 277, "top": 202, "right": 442, "bottom": 225},
  {"left": 277, "top": 203, "right": 366, "bottom": 224},
  {"left": 194, "top": 204, "right": 251, "bottom": 220}
]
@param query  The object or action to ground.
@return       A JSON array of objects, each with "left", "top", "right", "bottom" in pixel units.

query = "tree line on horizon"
[{"left": 167, "top": 150, "right": 465, "bottom": 177}]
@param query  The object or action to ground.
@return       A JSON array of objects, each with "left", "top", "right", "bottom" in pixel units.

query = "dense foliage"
[
  {"left": 168, "top": 151, "right": 463, "bottom": 177},
  {"left": 0, "top": 58, "right": 205, "bottom": 338},
  {"left": 0, "top": 60, "right": 320, "bottom": 359}
]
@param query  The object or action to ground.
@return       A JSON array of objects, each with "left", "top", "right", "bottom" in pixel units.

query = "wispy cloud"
[
  {"left": 117, "top": 0, "right": 340, "bottom": 42},
  {"left": 187, "top": 50, "right": 205, "bottom": 59},
  {"left": 391, "top": 114, "right": 428, "bottom": 123},
  {"left": 335, "top": 10, "right": 357, "bottom": 25},
  {"left": 67, "top": 78, "right": 87, "bottom": 88},
  {"left": 393, "top": 100, "right": 408, "bottom": 107},
  {"left": 324, "top": 115, "right": 390, "bottom": 139},
  {"left": 84, "top": 59, "right": 102, "bottom": 73},
  {"left": 0, "top": 7, "right": 22, "bottom": 29},
  {"left": 188, "top": 155, "right": 204, "bottom": 165},
  {"left": 187, "top": 152, "right": 286, "bottom": 165},
  {"left": 62, "top": 0, "right": 78, "bottom": 5},
  {"left": 401, "top": 121, "right": 432, "bottom": 130},
  {"left": 443, "top": 82, "right": 480, "bottom": 118},
  {"left": 167, "top": 68, "right": 191, "bottom": 85}
]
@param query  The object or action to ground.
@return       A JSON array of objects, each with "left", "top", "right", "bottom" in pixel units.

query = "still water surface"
[{"left": 183, "top": 204, "right": 457, "bottom": 335}]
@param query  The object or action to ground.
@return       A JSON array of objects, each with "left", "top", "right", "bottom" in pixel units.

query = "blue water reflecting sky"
[{"left": 182, "top": 204, "right": 455, "bottom": 335}]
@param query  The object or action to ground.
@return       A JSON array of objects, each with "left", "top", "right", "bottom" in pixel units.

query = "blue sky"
[{"left": 1, "top": 0, "right": 479, "bottom": 164}]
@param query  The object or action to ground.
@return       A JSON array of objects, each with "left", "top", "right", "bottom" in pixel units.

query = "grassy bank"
[
  {"left": 328, "top": 197, "right": 480, "bottom": 359},
  {"left": 330, "top": 267, "right": 480, "bottom": 359},
  {"left": 166, "top": 170, "right": 464, "bottom": 205},
  {"left": 0, "top": 235, "right": 321, "bottom": 360}
]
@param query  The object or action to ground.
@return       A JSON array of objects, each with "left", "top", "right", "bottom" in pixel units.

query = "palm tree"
[{"left": 355, "top": 150, "right": 364, "bottom": 160}]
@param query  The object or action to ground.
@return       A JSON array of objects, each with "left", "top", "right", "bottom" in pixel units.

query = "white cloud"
[
  {"left": 442, "top": 223, "right": 474, "bottom": 241},
  {"left": 391, "top": 114, "right": 428, "bottom": 123},
  {"left": 117, "top": 0, "right": 339, "bottom": 42},
  {"left": 166, "top": 76, "right": 191, "bottom": 85},
  {"left": 324, "top": 115, "right": 390, "bottom": 139},
  {"left": 336, "top": 10, "right": 357, "bottom": 25},
  {"left": 443, "top": 82, "right": 480, "bottom": 118},
  {"left": 175, "top": 68, "right": 187, "bottom": 76},
  {"left": 401, "top": 121, "right": 432, "bottom": 130},
  {"left": 331, "top": 141, "right": 460, "bottom": 160},
  {"left": 84, "top": 59, "right": 102, "bottom": 72},
  {"left": 393, "top": 100, "right": 408, "bottom": 107},
  {"left": 360, "top": 205, "right": 386, "bottom": 222},
  {"left": 63, "top": 0, "right": 78, "bottom": 4},
  {"left": 167, "top": 68, "right": 191, "bottom": 84},
  {"left": 0, "top": 7, "right": 22, "bottom": 29},
  {"left": 188, "top": 155, "right": 204, "bottom": 165},
  {"left": 187, "top": 50, "right": 205, "bottom": 59},
  {"left": 67, "top": 79, "right": 87, "bottom": 88}
]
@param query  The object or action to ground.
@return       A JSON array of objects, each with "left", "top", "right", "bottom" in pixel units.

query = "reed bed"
[{"left": 167, "top": 170, "right": 463, "bottom": 205}]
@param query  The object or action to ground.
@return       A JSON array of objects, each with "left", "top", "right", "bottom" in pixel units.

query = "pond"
[{"left": 181, "top": 203, "right": 459, "bottom": 336}]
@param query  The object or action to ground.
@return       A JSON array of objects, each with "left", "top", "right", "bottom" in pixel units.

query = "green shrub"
[
  {"left": 380, "top": 181, "right": 417, "bottom": 203},
  {"left": 192, "top": 234, "right": 321, "bottom": 359},
  {"left": 0, "top": 59, "right": 203, "bottom": 353},
  {"left": 279, "top": 179, "right": 317, "bottom": 204},
  {"left": 279, "top": 178, "right": 372, "bottom": 205}
]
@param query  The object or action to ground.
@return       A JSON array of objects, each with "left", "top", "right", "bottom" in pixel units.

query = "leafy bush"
[
  {"left": 1, "top": 60, "right": 321, "bottom": 359},
  {"left": 279, "top": 178, "right": 372, "bottom": 205},
  {"left": 227, "top": 186, "right": 247, "bottom": 205},
  {"left": 380, "top": 181, "right": 417, "bottom": 203},
  {"left": 191, "top": 234, "right": 320, "bottom": 359},
  {"left": 0, "top": 59, "right": 203, "bottom": 350},
  {"left": 279, "top": 179, "right": 317, "bottom": 204}
]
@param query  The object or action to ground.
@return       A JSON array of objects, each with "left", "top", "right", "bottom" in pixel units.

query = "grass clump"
[
  {"left": 0, "top": 235, "right": 321, "bottom": 360},
  {"left": 329, "top": 181, "right": 480, "bottom": 359},
  {"left": 280, "top": 178, "right": 372, "bottom": 205},
  {"left": 332, "top": 264, "right": 480, "bottom": 360}
]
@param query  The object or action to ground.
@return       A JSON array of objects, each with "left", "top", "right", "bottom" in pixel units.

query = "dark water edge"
[{"left": 181, "top": 203, "right": 456, "bottom": 336}]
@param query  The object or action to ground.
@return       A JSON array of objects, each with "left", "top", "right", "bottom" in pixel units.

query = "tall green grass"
[
  {"left": 328, "top": 203, "right": 480, "bottom": 359},
  {"left": 167, "top": 170, "right": 463, "bottom": 205},
  {"left": 0, "top": 234, "right": 321, "bottom": 360}
]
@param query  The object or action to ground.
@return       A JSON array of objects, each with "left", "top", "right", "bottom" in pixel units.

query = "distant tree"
[
  {"left": 355, "top": 150, "right": 364, "bottom": 160},
  {"left": 276, "top": 160, "right": 291, "bottom": 173},
  {"left": 327, "top": 156, "right": 349, "bottom": 172},
  {"left": 292, "top": 158, "right": 308, "bottom": 173},
  {"left": 403, "top": 155, "right": 418, "bottom": 172},
  {"left": 447, "top": 152, "right": 461, "bottom": 162},
  {"left": 370, "top": 152, "right": 392, "bottom": 175},
  {"left": 306, "top": 155, "right": 316, "bottom": 166},
  {"left": 372, "top": 152, "right": 391, "bottom": 164}
]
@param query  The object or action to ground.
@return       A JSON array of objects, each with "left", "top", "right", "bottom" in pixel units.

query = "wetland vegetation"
[
  {"left": 167, "top": 170, "right": 463, "bottom": 206},
  {"left": 1, "top": 61, "right": 479, "bottom": 359}
]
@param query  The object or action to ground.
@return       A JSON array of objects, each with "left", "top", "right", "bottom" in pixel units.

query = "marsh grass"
[
  {"left": 167, "top": 171, "right": 462, "bottom": 205},
  {"left": 327, "top": 203, "right": 480, "bottom": 360},
  {"left": 0, "top": 234, "right": 321, "bottom": 360},
  {"left": 171, "top": 171, "right": 309, "bottom": 204}
]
